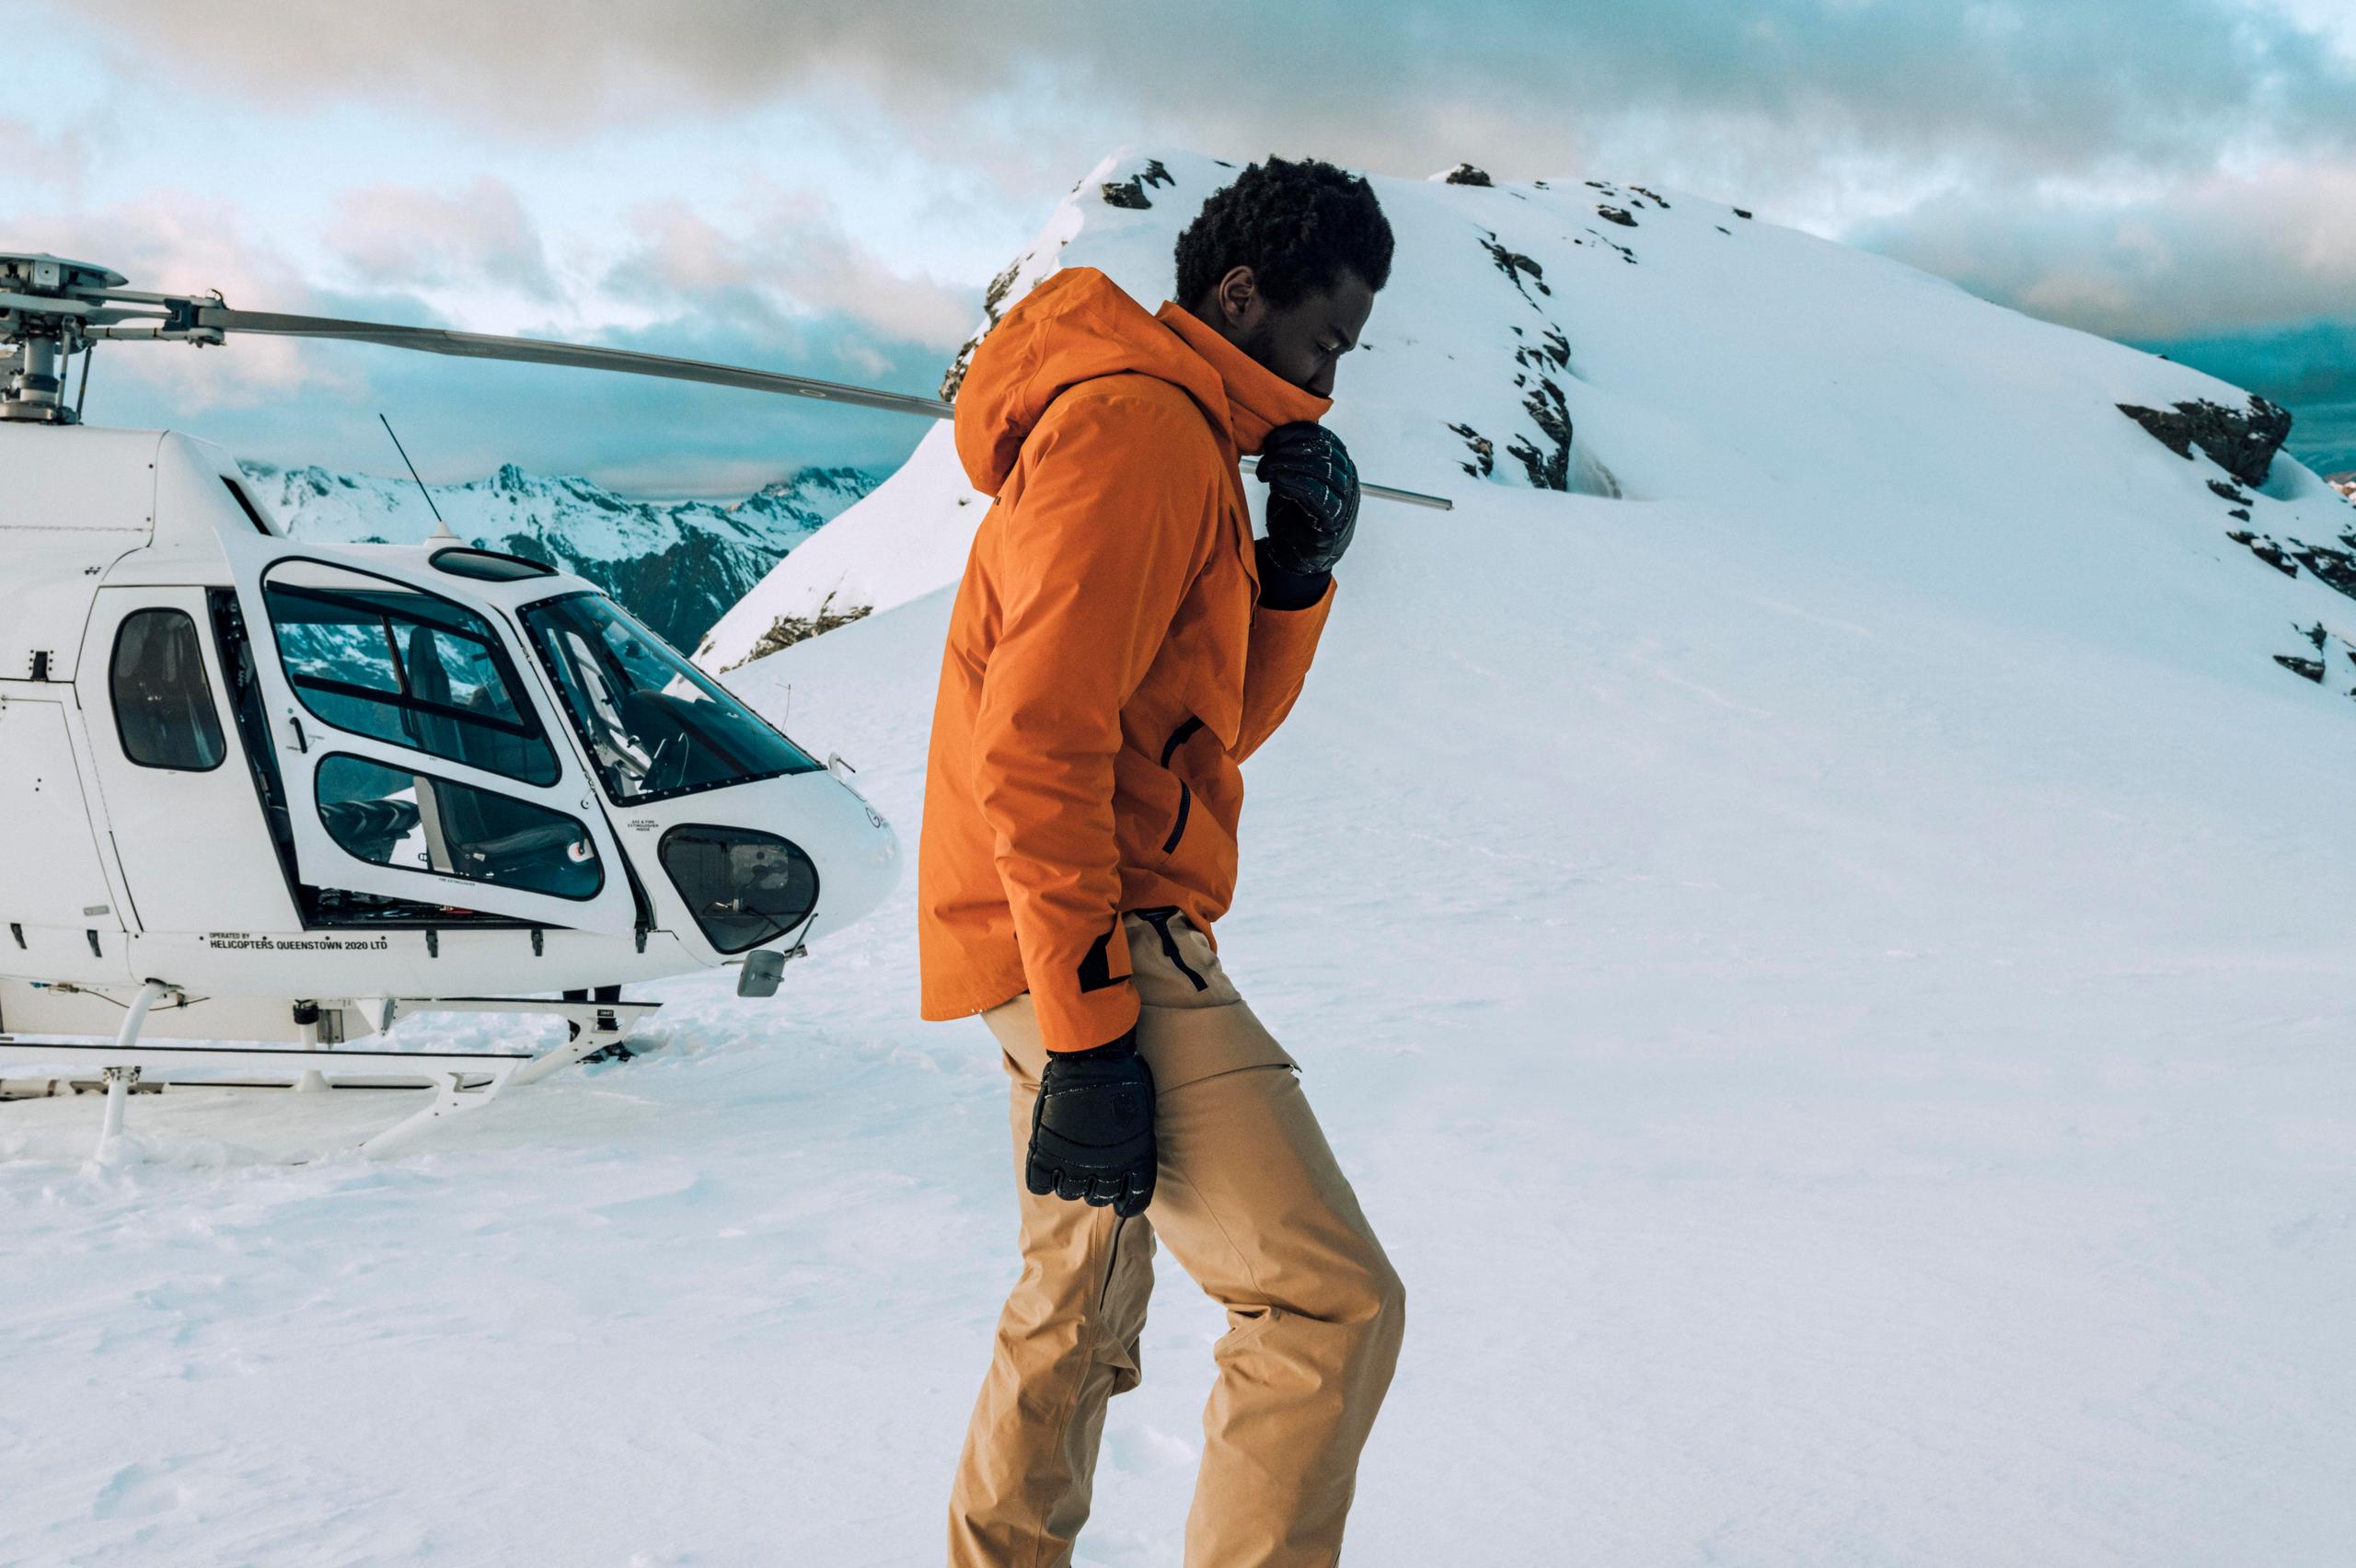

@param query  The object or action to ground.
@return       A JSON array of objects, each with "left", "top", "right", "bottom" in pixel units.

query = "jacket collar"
[{"left": 1154, "top": 301, "right": 1334, "bottom": 455}]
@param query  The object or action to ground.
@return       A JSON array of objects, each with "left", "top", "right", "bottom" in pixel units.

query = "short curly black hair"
[{"left": 1173, "top": 156, "right": 1393, "bottom": 310}]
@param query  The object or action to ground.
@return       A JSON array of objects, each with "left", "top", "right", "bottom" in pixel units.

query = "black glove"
[
  {"left": 1255, "top": 421, "right": 1360, "bottom": 578},
  {"left": 1027, "top": 1029, "right": 1156, "bottom": 1216}
]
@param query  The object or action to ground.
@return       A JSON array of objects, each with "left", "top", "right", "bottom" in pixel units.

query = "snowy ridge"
[
  {"left": 699, "top": 148, "right": 2355, "bottom": 700},
  {"left": 245, "top": 459, "right": 878, "bottom": 652},
  {"left": 693, "top": 432, "right": 982, "bottom": 669}
]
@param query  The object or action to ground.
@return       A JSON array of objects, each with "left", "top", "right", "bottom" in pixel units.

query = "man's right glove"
[
  {"left": 1255, "top": 421, "right": 1361, "bottom": 577},
  {"left": 1027, "top": 1030, "right": 1157, "bottom": 1217}
]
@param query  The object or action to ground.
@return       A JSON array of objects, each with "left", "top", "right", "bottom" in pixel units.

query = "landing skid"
[{"left": 0, "top": 986, "right": 659, "bottom": 1158}]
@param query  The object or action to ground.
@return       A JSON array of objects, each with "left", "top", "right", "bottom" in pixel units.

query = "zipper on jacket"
[
  {"left": 1161, "top": 715, "right": 1206, "bottom": 766},
  {"left": 1132, "top": 905, "right": 1208, "bottom": 992},
  {"left": 1159, "top": 714, "right": 1204, "bottom": 856},
  {"left": 1161, "top": 783, "right": 1192, "bottom": 854}
]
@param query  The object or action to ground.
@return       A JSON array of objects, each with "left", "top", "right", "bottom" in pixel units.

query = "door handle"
[{"left": 284, "top": 710, "right": 307, "bottom": 754}]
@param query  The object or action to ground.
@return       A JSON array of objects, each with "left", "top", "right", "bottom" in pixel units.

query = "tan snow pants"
[{"left": 948, "top": 911, "right": 1404, "bottom": 1568}]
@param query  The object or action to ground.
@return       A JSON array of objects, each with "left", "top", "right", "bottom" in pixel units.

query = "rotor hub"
[
  {"left": 0, "top": 254, "right": 129, "bottom": 425},
  {"left": 1, "top": 252, "right": 129, "bottom": 298}
]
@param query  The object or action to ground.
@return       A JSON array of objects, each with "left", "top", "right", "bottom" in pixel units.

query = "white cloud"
[
  {"left": 1855, "top": 157, "right": 2356, "bottom": 339},
  {"left": 2, "top": 115, "right": 95, "bottom": 193},
  {"left": 326, "top": 177, "right": 556, "bottom": 300},
  {"left": 617, "top": 188, "right": 975, "bottom": 350},
  {"left": 9, "top": 195, "right": 352, "bottom": 411},
  {"left": 41, "top": 0, "right": 2356, "bottom": 204}
]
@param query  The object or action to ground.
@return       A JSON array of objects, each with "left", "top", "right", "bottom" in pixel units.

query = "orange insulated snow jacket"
[{"left": 918, "top": 266, "right": 1337, "bottom": 1054}]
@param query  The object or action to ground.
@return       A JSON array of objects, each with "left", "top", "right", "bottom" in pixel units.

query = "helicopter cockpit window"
[
  {"left": 110, "top": 608, "right": 227, "bottom": 771},
  {"left": 523, "top": 592, "right": 822, "bottom": 805},
  {"left": 261, "top": 560, "right": 561, "bottom": 788},
  {"left": 315, "top": 754, "right": 602, "bottom": 901}
]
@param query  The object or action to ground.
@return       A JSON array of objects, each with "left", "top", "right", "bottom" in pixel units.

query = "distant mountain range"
[{"left": 240, "top": 460, "right": 881, "bottom": 652}]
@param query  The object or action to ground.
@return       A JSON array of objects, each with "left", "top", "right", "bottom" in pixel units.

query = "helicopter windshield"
[{"left": 521, "top": 592, "right": 821, "bottom": 804}]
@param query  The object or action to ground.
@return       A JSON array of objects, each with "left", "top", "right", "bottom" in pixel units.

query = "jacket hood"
[{"left": 953, "top": 266, "right": 1332, "bottom": 499}]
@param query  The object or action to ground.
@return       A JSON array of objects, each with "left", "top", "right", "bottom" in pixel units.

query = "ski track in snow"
[{"left": 7, "top": 150, "right": 2356, "bottom": 1564}]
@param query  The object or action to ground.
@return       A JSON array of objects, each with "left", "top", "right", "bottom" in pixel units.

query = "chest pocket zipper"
[
  {"left": 1134, "top": 905, "right": 1208, "bottom": 991},
  {"left": 1161, "top": 716, "right": 1207, "bottom": 765}
]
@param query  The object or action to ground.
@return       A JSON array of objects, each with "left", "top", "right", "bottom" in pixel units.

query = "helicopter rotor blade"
[
  {"left": 184, "top": 305, "right": 1453, "bottom": 511},
  {"left": 192, "top": 306, "right": 959, "bottom": 421},
  {"left": 1235, "top": 456, "right": 1450, "bottom": 512}
]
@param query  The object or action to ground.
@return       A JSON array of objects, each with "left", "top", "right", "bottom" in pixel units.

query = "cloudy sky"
[{"left": 7, "top": 0, "right": 2353, "bottom": 492}]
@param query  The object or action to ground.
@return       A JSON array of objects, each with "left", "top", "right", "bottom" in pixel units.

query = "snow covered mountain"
[
  {"left": 9, "top": 150, "right": 2353, "bottom": 1565},
  {"left": 701, "top": 150, "right": 2356, "bottom": 692},
  {"left": 243, "top": 459, "right": 879, "bottom": 653},
  {"left": 699, "top": 152, "right": 2355, "bottom": 706}
]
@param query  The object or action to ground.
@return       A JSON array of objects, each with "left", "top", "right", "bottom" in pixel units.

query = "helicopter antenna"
[{"left": 379, "top": 412, "right": 459, "bottom": 542}]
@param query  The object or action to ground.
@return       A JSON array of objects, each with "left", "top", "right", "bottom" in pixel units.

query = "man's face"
[{"left": 1207, "top": 266, "right": 1377, "bottom": 399}]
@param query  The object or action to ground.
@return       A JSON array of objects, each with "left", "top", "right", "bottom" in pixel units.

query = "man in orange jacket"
[{"left": 921, "top": 157, "right": 1404, "bottom": 1567}]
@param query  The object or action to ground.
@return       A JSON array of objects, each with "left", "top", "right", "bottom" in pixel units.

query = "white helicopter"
[
  {"left": 0, "top": 252, "right": 952, "bottom": 1154},
  {"left": 0, "top": 252, "right": 1449, "bottom": 1157}
]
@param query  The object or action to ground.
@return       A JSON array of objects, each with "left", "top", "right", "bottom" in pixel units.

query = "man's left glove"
[
  {"left": 1027, "top": 1030, "right": 1157, "bottom": 1216},
  {"left": 1255, "top": 421, "right": 1360, "bottom": 578}
]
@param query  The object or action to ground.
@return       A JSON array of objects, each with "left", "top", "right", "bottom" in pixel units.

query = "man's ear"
[{"left": 1213, "top": 264, "right": 1260, "bottom": 329}]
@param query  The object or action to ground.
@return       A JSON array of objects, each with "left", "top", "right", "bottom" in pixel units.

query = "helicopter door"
[
  {"left": 217, "top": 543, "right": 639, "bottom": 936},
  {"left": 75, "top": 588, "right": 300, "bottom": 934}
]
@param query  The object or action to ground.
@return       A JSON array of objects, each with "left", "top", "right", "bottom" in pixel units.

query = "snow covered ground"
[{"left": 6, "top": 151, "right": 2355, "bottom": 1565}]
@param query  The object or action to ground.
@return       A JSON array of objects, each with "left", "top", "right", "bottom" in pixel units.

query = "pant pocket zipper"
[{"left": 1133, "top": 905, "right": 1208, "bottom": 992}]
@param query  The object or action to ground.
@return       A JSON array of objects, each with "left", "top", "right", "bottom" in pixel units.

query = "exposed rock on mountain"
[
  {"left": 1507, "top": 376, "right": 1573, "bottom": 490},
  {"left": 1099, "top": 158, "right": 1174, "bottom": 210},
  {"left": 1447, "top": 421, "right": 1496, "bottom": 478},
  {"left": 1481, "top": 234, "right": 1552, "bottom": 301},
  {"left": 731, "top": 591, "right": 872, "bottom": 664},
  {"left": 2115, "top": 395, "right": 2293, "bottom": 489},
  {"left": 939, "top": 259, "right": 1026, "bottom": 405}
]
